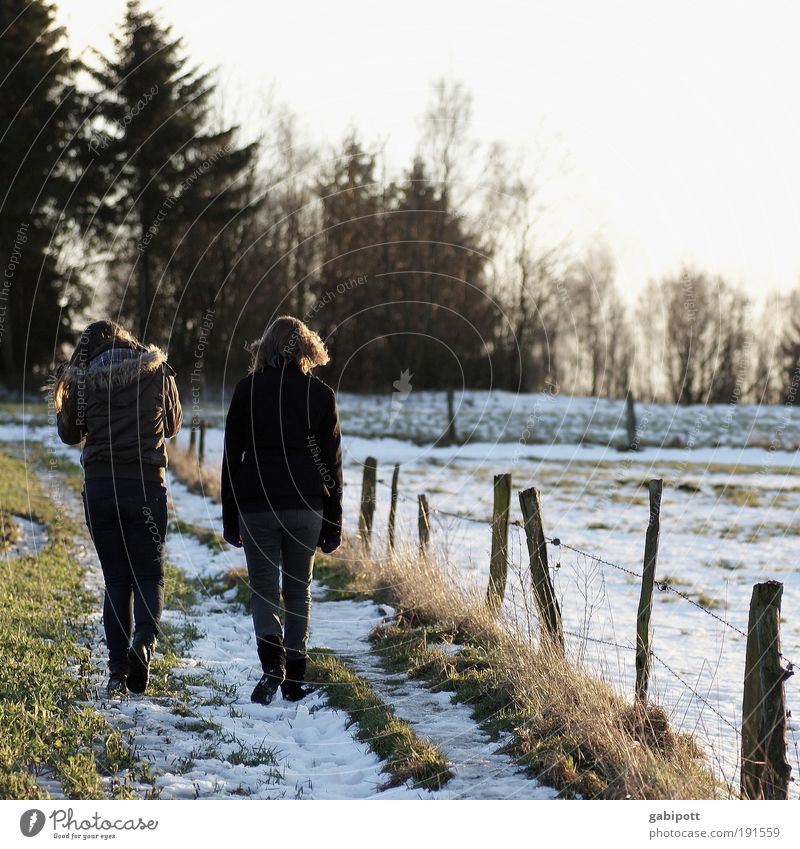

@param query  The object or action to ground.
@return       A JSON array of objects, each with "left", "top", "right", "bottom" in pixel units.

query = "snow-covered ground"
[
  {"left": 8, "top": 423, "right": 553, "bottom": 799},
  {"left": 164, "top": 416, "right": 800, "bottom": 794},
  {"left": 5, "top": 390, "right": 800, "bottom": 797}
]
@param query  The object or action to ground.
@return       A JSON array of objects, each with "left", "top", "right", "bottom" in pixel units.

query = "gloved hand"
[
  {"left": 223, "top": 526, "right": 243, "bottom": 548},
  {"left": 222, "top": 501, "right": 243, "bottom": 548},
  {"left": 318, "top": 533, "right": 341, "bottom": 554},
  {"left": 317, "top": 519, "right": 341, "bottom": 553}
]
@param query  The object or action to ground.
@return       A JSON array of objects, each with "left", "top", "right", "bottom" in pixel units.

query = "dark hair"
[
  {"left": 52, "top": 320, "right": 143, "bottom": 411},
  {"left": 66, "top": 320, "right": 142, "bottom": 368}
]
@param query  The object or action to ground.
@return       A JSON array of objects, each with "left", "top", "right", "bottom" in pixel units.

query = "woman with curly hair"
[
  {"left": 222, "top": 316, "right": 343, "bottom": 705},
  {"left": 53, "top": 320, "right": 182, "bottom": 697}
]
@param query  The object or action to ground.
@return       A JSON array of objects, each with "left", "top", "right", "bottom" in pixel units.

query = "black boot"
[
  {"left": 251, "top": 635, "right": 285, "bottom": 705},
  {"left": 106, "top": 672, "right": 128, "bottom": 698},
  {"left": 281, "top": 656, "right": 314, "bottom": 702},
  {"left": 127, "top": 637, "right": 156, "bottom": 694}
]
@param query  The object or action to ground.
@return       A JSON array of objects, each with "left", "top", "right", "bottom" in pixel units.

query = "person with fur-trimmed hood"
[{"left": 52, "top": 320, "right": 182, "bottom": 697}]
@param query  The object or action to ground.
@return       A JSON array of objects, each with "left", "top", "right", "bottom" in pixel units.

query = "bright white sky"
[{"left": 57, "top": 0, "right": 800, "bottom": 300}]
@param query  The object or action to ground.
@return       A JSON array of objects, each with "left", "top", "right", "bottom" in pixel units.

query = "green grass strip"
[
  {"left": 0, "top": 447, "right": 146, "bottom": 799},
  {"left": 308, "top": 648, "right": 452, "bottom": 791}
]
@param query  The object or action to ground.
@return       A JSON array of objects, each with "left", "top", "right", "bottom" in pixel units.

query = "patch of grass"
[
  {"left": 166, "top": 444, "right": 220, "bottom": 502},
  {"left": 0, "top": 509, "right": 19, "bottom": 553},
  {"left": 0, "top": 448, "right": 145, "bottom": 799},
  {"left": 163, "top": 560, "right": 199, "bottom": 612},
  {"left": 695, "top": 593, "right": 723, "bottom": 610},
  {"left": 370, "top": 621, "right": 709, "bottom": 800},
  {"left": 313, "top": 553, "right": 381, "bottom": 602},
  {"left": 657, "top": 574, "right": 691, "bottom": 587},
  {"left": 169, "top": 518, "right": 226, "bottom": 553},
  {"left": 308, "top": 648, "right": 452, "bottom": 791},
  {"left": 712, "top": 484, "right": 761, "bottom": 507},
  {"left": 312, "top": 539, "right": 719, "bottom": 800}
]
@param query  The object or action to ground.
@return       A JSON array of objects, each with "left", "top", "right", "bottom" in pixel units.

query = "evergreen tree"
[
  {"left": 0, "top": 0, "right": 91, "bottom": 382},
  {"left": 88, "top": 1, "right": 258, "bottom": 350}
]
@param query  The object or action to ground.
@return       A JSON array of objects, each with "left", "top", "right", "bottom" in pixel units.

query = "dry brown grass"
[
  {"left": 318, "top": 534, "right": 721, "bottom": 800},
  {"left": 166, "top": 443, "right": 221, "bottom": 501}
]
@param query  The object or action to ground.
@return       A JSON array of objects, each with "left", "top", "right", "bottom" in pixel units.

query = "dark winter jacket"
[
  {"left": 221, "top": 363, "right": 343, "bottom": 538},
  {"left": 55, "top": 343, "right": 182, "bottom": 482}
]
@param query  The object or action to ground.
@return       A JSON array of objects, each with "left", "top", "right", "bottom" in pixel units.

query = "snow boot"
[
  {"left": 127, "top": 637, "right": 156, "bottom": 694},
  {"left": 106, "top": 672, "right": 128, "bottom": 698},
  {"left": 281, "top": 656, "right": 314, "bottom": 702},
  {"left": 251, "top": 635, "right": 285, "bottom": 705}
]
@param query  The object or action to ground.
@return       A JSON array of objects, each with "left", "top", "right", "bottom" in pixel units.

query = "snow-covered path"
[
  {"left": 27, "top": 428, "right": 551, "bottom": 800},
  {"left": 164, "top": 474, "right": 556, "bottom": 799}
]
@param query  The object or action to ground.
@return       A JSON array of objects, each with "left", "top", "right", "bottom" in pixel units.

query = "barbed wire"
[{"left": 371, "top": 477, "right": 798, "bottom": 672}]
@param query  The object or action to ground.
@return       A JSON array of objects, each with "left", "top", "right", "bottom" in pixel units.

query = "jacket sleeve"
[
  {"left": 56, "top": 386, "right": 84, "bottom": 446},
  {"left": 221, "top": 381, "right": 247, "bottom": 529},
  {"left": 319, "top": 389, "right": 343, "bottom": 535},
  {"left": 163, "top": 366, "right": 183, "bottom": 438}
]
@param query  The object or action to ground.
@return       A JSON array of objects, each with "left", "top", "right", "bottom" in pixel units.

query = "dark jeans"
[
  {"left": 82, "top": 477, "right": 167, "bottom": 673},
  {"left": 240, "top": 508, "right": 323, "bottom": 661}
]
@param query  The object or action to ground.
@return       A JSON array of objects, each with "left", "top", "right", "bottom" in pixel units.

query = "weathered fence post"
[
  {"left": 625, "top": 390, "right": 638, "bottom": 450},
  {"left": 740, "top": 580, "right": 792, "bottom": 800},
  {"left": 198, "top": 419, "right": 207, "bottom": 467},
  {"left": 634, "top": 479, "right": 662, "bottom": 702},
  {"left": 486, "top": 473, "right": 512, "bottom": 612},
  {"left": 519, "top": 487, "right": 563, "bottom": 651},
  {"left": 446, "top": 389, "right": 458, "bottom": 445},
  {"left": 188, "top": 423, "right": 197, "bottom": 455},
  {"left": 387, "top": 464, "right": 400, "bottom": 554},
  {"left": 418, "top": 494, "right": 430, "bottom": 557},
  {"left": 358, "top": 456, "right": 377, "bottom": 553}
]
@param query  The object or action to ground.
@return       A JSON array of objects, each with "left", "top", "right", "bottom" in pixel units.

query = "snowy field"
[
  {"left": 4, "top": 390, "right": 800, "bottom": 797},
  {"left": 166, "top": 394, "right": 800, "bottom": 795}
]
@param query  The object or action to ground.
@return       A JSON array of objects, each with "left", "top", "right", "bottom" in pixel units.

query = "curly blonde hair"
[{"left": 248, "top": 316, "right": 330, "bottom": 374}]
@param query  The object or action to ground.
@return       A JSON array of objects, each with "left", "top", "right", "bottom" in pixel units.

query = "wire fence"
[{"left": 374, "top": 474, "right": 798, "bottom": 675}]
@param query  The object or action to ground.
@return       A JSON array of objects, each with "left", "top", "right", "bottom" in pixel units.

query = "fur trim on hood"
[{"left": 53, "top": 345, "right": 168, "bottom": 412}]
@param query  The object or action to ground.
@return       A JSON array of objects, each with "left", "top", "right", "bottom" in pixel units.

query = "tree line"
[{"left": 1, "top": 0, "right": 798, "bottom": 406}]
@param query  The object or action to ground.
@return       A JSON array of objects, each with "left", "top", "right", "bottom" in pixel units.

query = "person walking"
[
  {"left": 222, "top": 316, "right": 343, "bottom": 705},
  {"left": 53, "top": 320, "right": 182, "bottom": 697}
]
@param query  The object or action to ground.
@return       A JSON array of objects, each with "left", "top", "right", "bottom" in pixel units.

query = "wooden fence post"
[
  {"left": 486, "top": 473, "right": 512, "bottom": 612},
  {"left": 634, "top": 479, "right": 662, "bottom": 701},
  {"left": 418, "top": 494, "right": 430, "bottom": 557},
  {"left": 741, "top": 580, "right": 792, "bottom": 800},
  {"left": 188, "top": 424, "right": 197, "bottom": 455},
  {"left": 519, "top": 487, "right": 563, "bottom": 651},
  {"left": 358, "top": 457, "right": 377, "bottom": 553},
  {"left": 198, "top": 419, "right": 207, "bottom": 467},
  {"left": 387, "top": 464, "right": 400, "bottom": 554},
  {"left": 625, "top": 390, "right": 638, "bottom": 450},
  {"left": 446, "top": 389, "right": 458, "bottom": 445}
]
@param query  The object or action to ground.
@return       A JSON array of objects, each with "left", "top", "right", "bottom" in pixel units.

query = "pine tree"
[
  {"left": 0, "top": 0, "right": 91, "bottom": 382},
  {"left": 88, "top": 1, "right": 258, "bottom": 346}
]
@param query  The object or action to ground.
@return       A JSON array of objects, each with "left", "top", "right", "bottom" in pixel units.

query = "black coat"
[
  {"left": 221, "top": 363, "right": 343, "bottom": 538},
  {"left": 56, "top": 344, "right": 182, "bottom": 482}
]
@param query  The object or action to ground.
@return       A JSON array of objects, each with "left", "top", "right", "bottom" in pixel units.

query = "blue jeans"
[
  {"left": 82, "top": 478, "right": 167, "bottom": 672},
  {"left": 240, "top": 508, "right": 323, "bottom": 661}
]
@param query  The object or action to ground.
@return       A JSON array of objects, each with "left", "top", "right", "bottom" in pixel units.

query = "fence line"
[{"left": 373, "top": 471, "right": 798, "bottom": 672}]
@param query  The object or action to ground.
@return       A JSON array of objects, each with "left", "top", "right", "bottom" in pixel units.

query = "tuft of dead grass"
[
  {"left": 317, "top": 536, "right": 721, "bottom": 800},
  {"left": 166, "top": 443, "right": 221, "bottom": 501}
]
